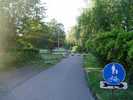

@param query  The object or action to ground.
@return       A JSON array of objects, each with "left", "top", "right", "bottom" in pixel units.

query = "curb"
[{"left": 84, "top": 69, "right": 102, "bottom": 100}]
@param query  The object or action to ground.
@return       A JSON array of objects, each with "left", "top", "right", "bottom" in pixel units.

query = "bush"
[
  {"left": 71, "top": 46, "right": 78, "bottom": 53},
  {"left": 11, "top": 48, "right": 40, "bottom": 66},
  {"left": 85, "top": 30, "right": 133, "bottom": 84}
]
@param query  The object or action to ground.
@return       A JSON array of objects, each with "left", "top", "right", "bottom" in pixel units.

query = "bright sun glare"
[{"left": 42, "top": 0, "right": 91, "bottom": 32}]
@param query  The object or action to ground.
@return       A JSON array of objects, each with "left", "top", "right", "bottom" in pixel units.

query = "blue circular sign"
[{"left": 103, "top": 63, "right": 126, "bottom": 85}]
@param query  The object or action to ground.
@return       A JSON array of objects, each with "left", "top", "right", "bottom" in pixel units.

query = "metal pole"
[
  {"left": 58, "top": 31, "right": 59, "bottom": 49},
  {"left": 111, "top": 89, "right": 114, "bottom": 100},
  {"left": 111, "top": 87, "right": 115, "bottom": 100}
]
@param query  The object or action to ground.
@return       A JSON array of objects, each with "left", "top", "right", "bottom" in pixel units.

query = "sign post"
[
  {"left": 100, "top": 62, "right": 128, "bottom": 100},
  {"left": 111, "top": 88, "right": 115, "bottom": 100}
]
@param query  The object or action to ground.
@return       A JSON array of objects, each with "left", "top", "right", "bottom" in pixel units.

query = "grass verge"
[{"left": 84, "top": 53, "right": 133, "bottom": 100}]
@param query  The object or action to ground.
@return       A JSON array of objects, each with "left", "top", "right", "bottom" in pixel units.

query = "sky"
[{"left": 42, "top": 0, "right": 90, "bottom": 32}]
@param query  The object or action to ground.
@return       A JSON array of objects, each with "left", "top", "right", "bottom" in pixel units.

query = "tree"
[
  {"left": 0, "top": 0, "right": 47, "bottom": 67},
  {"left": 68, "top": 0, "right": 133, "bottom": 83},
  {"left": 0, "top": 0, "right": 46, "bottom": 49},
  {"left": 47, "top": 19, "right": 65, "bottom": 49}
]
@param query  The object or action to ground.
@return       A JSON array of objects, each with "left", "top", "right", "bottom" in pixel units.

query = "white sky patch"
[{"left": 42, "top": 0, "right": 90, "bottom": 32}]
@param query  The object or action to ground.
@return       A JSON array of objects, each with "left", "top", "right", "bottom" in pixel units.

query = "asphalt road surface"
[{"left": 2, "top": 55, "right": 94, "bottom": 100}]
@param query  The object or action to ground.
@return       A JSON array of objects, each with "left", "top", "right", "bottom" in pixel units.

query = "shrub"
[{"left": 85, "top": 30, "right": 133, "bottom": 84}]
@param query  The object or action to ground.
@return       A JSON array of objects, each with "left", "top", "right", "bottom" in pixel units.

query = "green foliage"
[
  {"left": 0, "top": 0, "right": 66, "bottom": 68},
  {"left": 86, "top": 30, "right": 132, "bottom": 62},
  {"left": 84, "top": 53, "right": 133, "bottom": 100},
  {"left": 17, "top": 18, "right": 65, "bottom": 50},
  {"left": 71, "top": 46, "right": 79, "bottom": 53},
  {"left": 85, "top": 30, "right": 133, "bottom": 84},
  {"left": 84, "top": 53, "right": 100, "bottom": 68},
  {"left": 128, "top": 47, "right": 133, "bottom": 59},
  {"left": 76, "top": 0, "right": 133, "bottom": 46},
  {"left": 70, "top": 0, "right": 133, "bottom": 84},
  {"left": 11, "top": 49, "right": 40, "bottom": 66},
  {"left": 66, "top": 26, "right": 81, "bottom": 45},
  {"left": 88, "top": 71, "right": 133, "bottom": 100}
]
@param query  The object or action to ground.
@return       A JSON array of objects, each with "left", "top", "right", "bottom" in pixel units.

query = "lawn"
[{"left": 84, "top": 53, "right": 133, "bottom": 100}]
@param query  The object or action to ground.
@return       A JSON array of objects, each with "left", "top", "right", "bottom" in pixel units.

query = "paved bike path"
[{"left": 2, "top": 55, "right": 94, "bottom": 100}]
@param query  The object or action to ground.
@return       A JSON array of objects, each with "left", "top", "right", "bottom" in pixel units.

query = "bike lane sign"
[{"left": 102, "top": 63, "right": 126, "bottom": 86}]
